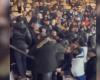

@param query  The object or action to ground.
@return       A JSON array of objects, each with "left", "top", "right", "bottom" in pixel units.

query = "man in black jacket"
[
  {"left": 31, "top": 35, "right": 65, "bottom": 80},
  {"left": 11, "top": 16, "right": 32, "bottom": 79},
  {"left": 86, "top": 49, "right": 96, "bottom": 80}
]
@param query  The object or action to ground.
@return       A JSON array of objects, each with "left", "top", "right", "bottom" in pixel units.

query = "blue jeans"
[{"left": 75, "top": 75, "right": 86, "bottom": 80}]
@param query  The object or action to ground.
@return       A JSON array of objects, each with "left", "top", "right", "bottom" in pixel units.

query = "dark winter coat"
[
  {"left": 33, "top": 41, "right": 65, "bottom": 74},
  {"left": 12, "top": 22, "right": 32, "bottom": 50},
  {"left": 86, "top": 56, "right": 96, "bottom": 80}
]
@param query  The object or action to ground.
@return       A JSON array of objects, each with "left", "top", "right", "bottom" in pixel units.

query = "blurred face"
[
  {"left": 44, "top": 15, "right": 48, "bottom": 18},
  {"left": 41, "top": 28, "right": 46, "bottom": 33},
  {"left": 70, "top": 10, "right": 73, "bottom": 14},
  {"left": 55, "top": 6, "right": 58, "bottom": 9},
  {"left": 77, "top": 17, "right": 81, "bottom": 21},
  {"left": 74, "top": 11, "right": 78, "bottom": 15},
  {"left": 40, "top": 2, "right": 43, "bottom": 6},
  {"left": 47, "top": 11, "right": 50, "bottom": 15},
  {"left": 65, "top": 46, "right": 72, "bottom": 53},
  {"left": 86, "top": 17, "right": 89, "bottom": 20},
  {"left": 44, "top": 20, "right": 50, "bottom": 25},
  {"left": 52, "top": 20, "right": 56, "bottom": 26},
  {"left": 71, "top": 27, "right": 78, "bottom": 32},
  {"left": 78, "top": 21, "right": 81, "bottom": 26},
  {"left": 71, "top": 42, "right": 79, "bottom": 49},
  {"left": 63, "top": 15, "right": 67, "bottom": 19},
  {"left": 94, "top": 17, "right": 96, "bottom": 23},
  {"left": 12, "top": 20, "right": 16, "bottom": 24},
  {"left": 41, "top": 29, "right": 47, "bottom": 37},
  {"left": 32, "top": 23, "right": 39, "bottom": 31},
  {"left": 37, "top": 13, "right": 43, "bottom": 19},
  {"left": 85, "top": 12, "right": 88, "bottom": 15},
  {"left": 51, "top": 31, "right": 57, "bottom": 37},
  {"left": 35, "top": 2, "right": 39, "bottom": 7}
]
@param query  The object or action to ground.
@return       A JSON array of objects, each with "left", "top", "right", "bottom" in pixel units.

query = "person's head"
[
  {"left": 40, "top": 27, "right": 46, "bottom": 33},
  {"left": 74, "top": 11, "right": 78, "bottom": 16},
  {"left": 51, "top": 30, "right": 57, "bottom": 37},
  {"left": 37, "top": 13, "right": 43, "bottom": 20},
  {"left": 70, "top": 38, "right": 80, "bottom": 49},
  {"left": 35, "top": 2, "right": 39, "bottom": 7},
  {"left": 47, "top": 11, "right": 50, "bottom": 15},
  {"left": 12, "top": 18, "right": 16, "bottom": 24},
  {"left": 93, "top": 16, "right": 96, "bottom": 23},
  {"left": 65, "top": 46, "right": 72, "bottom": 54},
  {"left": 39, "top": 27, "right": 47, "bottom": 38},
  {"left": 40, "top": 2, "right": 43, "bottom": 7},
  {"left": 31, "top": 23, "right": 40, "bottom": 31},
  {"left": 16, "top": 16, "right": 22, "bottom": 23},
  {"left": 85, "top": 17, "right": 89, "bottom": 21},
  {"left": 84, "top": 11, "right": 88, "bottom": 16},
  {"left": 43, "top": 18, "right": 50, "bottom": 25},
  {"left": 71, "top": 23, "right": 79, "bottom": 32},
  {"left": 61, "top": 40, "right": 69, "bottom": 48},
  {"left": 23, "top": 11, "right": 27, "bottom": 16},
  {"left": 51, "top": 19, "right": 56, "bottom": 26}
]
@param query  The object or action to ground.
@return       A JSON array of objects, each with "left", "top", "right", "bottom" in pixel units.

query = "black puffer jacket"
[{"left": 11, "top": 21, "right": 32, "bottom": 50}]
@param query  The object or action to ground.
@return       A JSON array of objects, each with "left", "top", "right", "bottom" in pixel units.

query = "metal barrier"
[{"left": 10, "top": 44, "right": 35, "bottom": 60}]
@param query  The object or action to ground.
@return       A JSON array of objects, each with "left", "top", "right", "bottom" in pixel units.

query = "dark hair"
[
  {"left": 16, "top": 16, "right": 23, "bottom": 23},
  {"left": 61, "top": 40, "right": 69, "bottom": 47},
  {"left": 70, "top": 38, "right": 80, "bottom": 45},
  {"left": 39, "top": 27, "right": 46, "bottom": 32}
]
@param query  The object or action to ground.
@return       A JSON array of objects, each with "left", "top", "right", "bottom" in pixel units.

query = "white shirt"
[
  {"left": 81, "top": 46, "right": 88, "bottom": 63},
  {"left": 71, "top": 48, "right": 85, "bottom": 77}
]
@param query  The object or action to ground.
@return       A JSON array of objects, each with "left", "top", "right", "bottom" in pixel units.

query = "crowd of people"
[{"left": 10, "top": 1, "right": 96, "bottom": 80}]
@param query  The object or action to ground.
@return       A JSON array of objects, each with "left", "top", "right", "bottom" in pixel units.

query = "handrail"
[{"left": 10, "top": 44, "right": 35, "bottom": 60}]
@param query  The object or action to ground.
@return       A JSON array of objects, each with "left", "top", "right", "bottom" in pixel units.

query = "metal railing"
[{"left": 10, "top": 44, "right": 35, "bottom": 60}]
